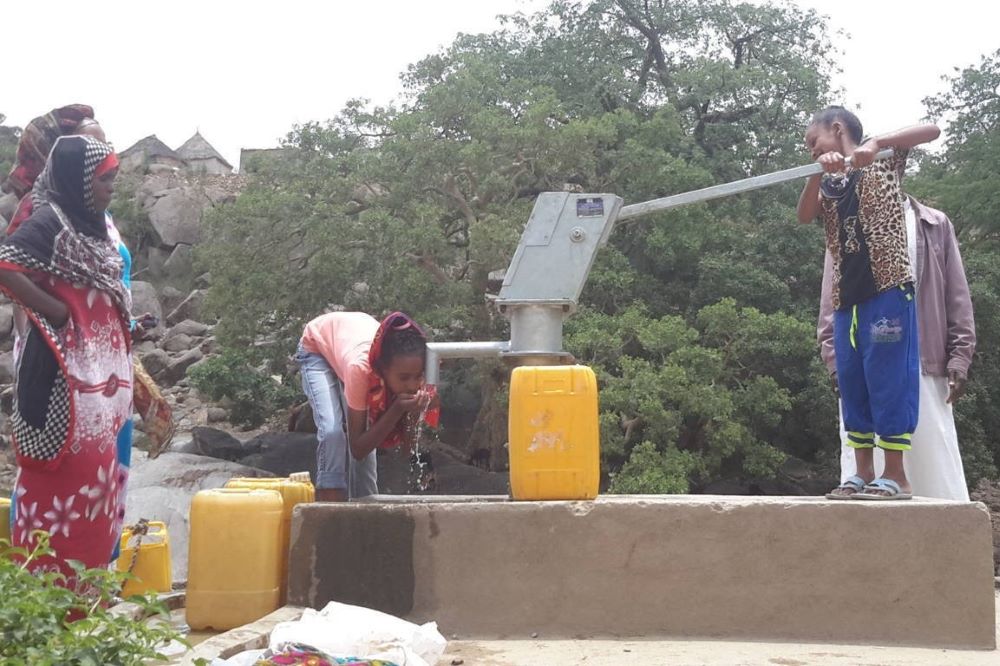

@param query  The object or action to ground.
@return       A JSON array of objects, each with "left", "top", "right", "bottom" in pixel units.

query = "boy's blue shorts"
[{"left": 833, "top": 284, "right": 919, "bottom": 450}]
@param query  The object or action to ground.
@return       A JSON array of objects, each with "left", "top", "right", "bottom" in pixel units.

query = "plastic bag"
[{"left": 266, "top": 602, "right": 447, "bottom": 666}]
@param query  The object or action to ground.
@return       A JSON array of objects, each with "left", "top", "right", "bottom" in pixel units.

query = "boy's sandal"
[
  {"left": 853, "top": 477, "right": 913, "bottom": 501},
  {"left": 825, "top": 475, "right": 868, "bottom": 500}
]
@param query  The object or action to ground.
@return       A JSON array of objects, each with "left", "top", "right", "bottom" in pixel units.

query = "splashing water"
[{"left": 406, "top": 386, "right": 437, "bottom": 492}]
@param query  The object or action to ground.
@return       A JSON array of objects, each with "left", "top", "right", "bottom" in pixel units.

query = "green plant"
[
  {"left": 189, "top": 349, "right": 299, "bottom": 428},
  {"left": 609, "top": 441, "right": 698, "bottom": 494},
  {"left": 0, "top": 532, "right": 196, "bottom": 665},
  {"left": 0, "top": 114, "right": 19, "bottom": 179},
  {"left": 109, "top": 175, "right": 158, "bottom": 261}
]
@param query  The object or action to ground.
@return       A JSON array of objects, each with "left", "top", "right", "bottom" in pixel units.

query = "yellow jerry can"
[
  {"left": 115, "top": 520, "right": 172, "bottom": 597},
  {"left": 508, "top": 364, "right": 600, "bottom": 500},
  {"left": 224, "top": 475, "right": 314, "bottom": 602},
  {"left": 0, "top": 497, "right": 10, "bottom": 545},
  {"left": 186, "top": 488, "right": 283, "bottom": 631}
]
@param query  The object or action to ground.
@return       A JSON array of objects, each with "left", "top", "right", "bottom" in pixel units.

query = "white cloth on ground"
[{"left": 260, "top": 601, "right": 446, "bottom": 666}]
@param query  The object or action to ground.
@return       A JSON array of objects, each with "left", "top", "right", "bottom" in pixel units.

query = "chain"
[{"left": 125, "top": 518, "right": 150, "bottom": 576}]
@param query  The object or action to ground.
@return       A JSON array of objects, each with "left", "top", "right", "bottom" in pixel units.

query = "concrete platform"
[{"left": 287, "top": 495, "right": 996, "bottom": 649}]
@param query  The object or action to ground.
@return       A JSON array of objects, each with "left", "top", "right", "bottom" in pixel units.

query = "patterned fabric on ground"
[{"left": 252, "top": 642, "right": 398, "bottom": 666}]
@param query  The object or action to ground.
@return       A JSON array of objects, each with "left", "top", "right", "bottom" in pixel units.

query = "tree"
[
  {"left": 198, "top": 0, "right": 854, "bottom": 489},
  {"left": 915, "top": 48, "right": 1000, "bottom": 243},
  {"left": 0, "top": 114, "right": 19, "bottom": 185},
  {"left": 905, "top": 49, "right": 1000, "bottom": 484}
]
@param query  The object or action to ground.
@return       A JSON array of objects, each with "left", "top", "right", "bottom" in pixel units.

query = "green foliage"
[
  {"left": 109, "top": 175, "right": 158, "bottom": 268},
  {"left": 197, "top": 0, "right": 842, "bottom": 486},
  {"left": 907, "top": 49, "right": 1000, "bottom": 485},
  {"left": 0, "top": 533, "right": 194, "bottom": 665},
  {"left": 0, "top": 114, "right": 19, "bottom": 185},
  {"left": 197, "top": 0, "right": 843, "bottom": 485},
  {"left": 567, "top": 299, "right": 827, "bottom": 490},
  {"left": 610, "top": 441, "right": 697, "bottom": 493},
  {"left": 194, "top": 1, "right": 998, "bottom": 492},
  {"left": 189, "top": 349, "right": 299, "bottom": 428}
]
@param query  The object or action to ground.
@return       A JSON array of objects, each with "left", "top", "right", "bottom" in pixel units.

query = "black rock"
[
  {"left": 191, "top": 426, "right": 258, "bottom": 462},
  {"left": 240, "top": 432, "right": 318, "bottom": 479}
]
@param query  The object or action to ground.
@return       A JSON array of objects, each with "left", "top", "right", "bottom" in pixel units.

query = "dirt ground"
[{"left": 439, "top": 591, "right": 999, "bottom": 666}]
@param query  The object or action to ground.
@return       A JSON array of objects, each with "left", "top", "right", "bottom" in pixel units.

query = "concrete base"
[{"left": 287, "top": 495, "right": 996, "bottom": 649}]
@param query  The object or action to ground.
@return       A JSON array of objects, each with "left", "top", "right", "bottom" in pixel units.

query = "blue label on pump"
[{"left": 576, "top": 197, "right": 604, "bottom": 217}]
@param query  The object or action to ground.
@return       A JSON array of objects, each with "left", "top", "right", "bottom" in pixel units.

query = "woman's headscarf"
[
  {"left": 366, "top": 311, "right": 435, "bottom": 449},
  {"left": 2, "top": 104, "right": 95, "bottom": 198},
  {"left": 31, "top": 133, "right": 119, "bottom": 237},
  {"left": 2, "top": 135, "right": 128, "bottom": 316}
]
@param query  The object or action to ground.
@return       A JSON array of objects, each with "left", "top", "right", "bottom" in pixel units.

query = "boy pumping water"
[{"left": 797, "top": 106, "right": 940, "bottom": 500}]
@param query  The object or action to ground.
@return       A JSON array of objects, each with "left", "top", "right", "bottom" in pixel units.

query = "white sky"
[{"left": 2, "top": 0, "right": 995, "bottom": 169}]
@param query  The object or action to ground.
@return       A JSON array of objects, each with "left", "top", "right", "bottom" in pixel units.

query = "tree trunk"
[{"left": 467, "top": 362, "right": 510, "bottom": 472}]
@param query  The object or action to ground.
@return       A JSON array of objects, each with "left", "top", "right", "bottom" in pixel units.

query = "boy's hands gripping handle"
[{"left": 817, "top": 146, "right": 894, "bottom": 174}]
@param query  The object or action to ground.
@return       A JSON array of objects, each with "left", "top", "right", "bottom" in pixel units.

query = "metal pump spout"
[{"left": 425, "top": 340, "right": 510, "bottom": 386}]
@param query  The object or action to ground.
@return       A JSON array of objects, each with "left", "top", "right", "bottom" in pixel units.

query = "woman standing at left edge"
[{"left": 0, "top": 135, "right": 132, "bottom": 585}]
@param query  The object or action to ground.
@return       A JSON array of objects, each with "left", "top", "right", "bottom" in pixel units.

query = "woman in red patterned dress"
[{"left": 0, "top": 135, "right": 131, "bottom": 586}]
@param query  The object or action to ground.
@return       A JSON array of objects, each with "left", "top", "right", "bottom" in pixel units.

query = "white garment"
[
  {"left": 838, "top": 198, "right": 969, "bottom": 501},
  {"left": 904, "top": 198, "right": 918, "bottom": 289}
]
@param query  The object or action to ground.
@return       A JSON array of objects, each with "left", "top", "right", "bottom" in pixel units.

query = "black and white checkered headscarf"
[
  {"left": 31, "top": 134, "right": 115, "bottom": 238},
  {"left": 4, "top": 135, "right": 130, "bottom": 316}
]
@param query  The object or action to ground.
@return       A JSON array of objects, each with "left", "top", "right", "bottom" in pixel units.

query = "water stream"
[{"left": 406, "top": 386, "right": 435, "bottom": 492}]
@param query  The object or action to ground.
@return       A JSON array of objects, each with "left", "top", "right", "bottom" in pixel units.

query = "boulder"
[
  {"left": 138, "top": 348, "right": 171, "bottom": 377},
  {"left": 137, "top": 173, "right": 179, "bottom": 205},
  {"left": 163, "top": 244, "right": 194, "bottom": 281},
  {"left": 0, "top": 304, "right": 13, "bottom": 340},
  {"left": 207, "top": 407, "right": 228, "bottom": 424},
  {"left": 146, "top": 247, "right": 171, "bottom": 279},
  {"left": 288, "top": 401, "right": 318, "bottom": 434},
  {"left": 190, "top": 426, "right": 260, "bottom": 461},
  {"left": 134, "top": 340, "right": 157, "bottom": 356},
  {"left": 204, "top": 183, "right": 236, "bottom": 206},
  {"left": 147, "top": 187, "right": 206, "bottom": 246},
  {"left": 200, "top": 336, "right": 221, "bottom": 355},
  {"left": 238, "top": 432, "right": 318, "bottom": 479},
  {"left": 166, "top": 290, "right": 206, "bottom": 326},
  {"left": 130, "top": 281, "right": 163, "bottom": 327},
  {"left": 0, "top": 192, "right": 18, "bottom": 223},
  {"left": 0, "top": 351, "right": 13, "bottom": 384},
  {"left": 159, "top": 348, "right": 203, "bottom": 384},
  {"left": 167, "top": 319, "right": 210, "bottom": 338},
  {"left": 165, "top": 434, "right": 198, "bottom": 455},
  {"left": 159, "top": 285, "right": 187, "bottom": 314},
  {"left": 124, "top": 450, "right": 273, "bottom": 581},
  {"left": 162, "top": 333, "right": 194, "bottom": 353}
]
